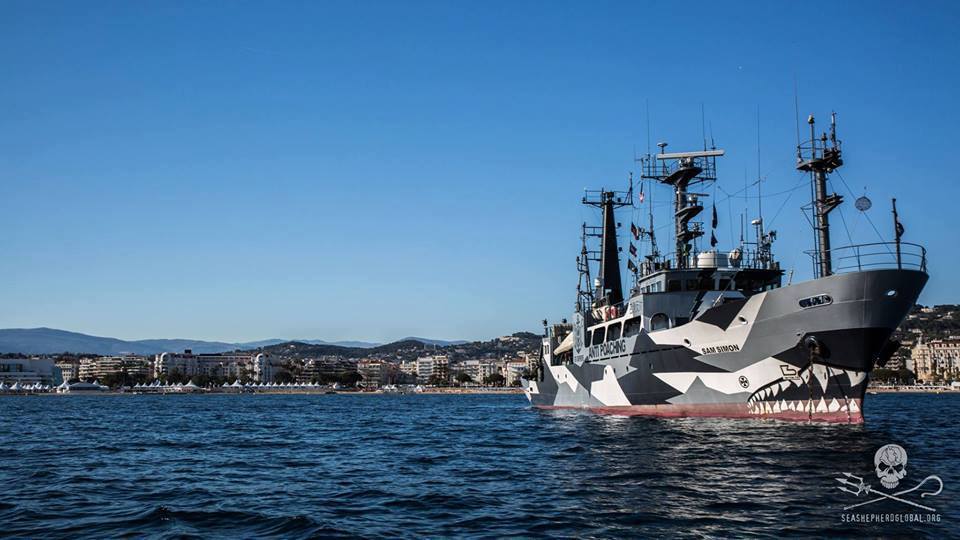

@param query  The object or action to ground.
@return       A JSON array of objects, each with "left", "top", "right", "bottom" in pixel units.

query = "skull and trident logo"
[{"left": 836, "top": 444, "right": 943, "bottom": 512}]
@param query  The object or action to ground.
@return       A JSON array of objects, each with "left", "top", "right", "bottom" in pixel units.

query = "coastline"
[
  {"left": 10, "top": 387, "right": 958, "bottom": 396},
  {"left": 1, "top": 387, "right": 526, "bottom": 397},
  {"left": 867, "top": 386, "right": 959, "bottom": 394}
]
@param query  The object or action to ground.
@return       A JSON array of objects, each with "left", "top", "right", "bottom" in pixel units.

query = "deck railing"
[{"left": 810, "top": 242, "right": 927, "bottom": 274}]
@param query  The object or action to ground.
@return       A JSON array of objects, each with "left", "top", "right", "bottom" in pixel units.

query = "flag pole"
[{"left": 892, "top": 198, "right": 902, "bottom": 270}]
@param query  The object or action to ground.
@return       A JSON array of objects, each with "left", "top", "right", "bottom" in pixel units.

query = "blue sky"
[{"left": 2, "top": 1, "right": 958, "bottom": 343}]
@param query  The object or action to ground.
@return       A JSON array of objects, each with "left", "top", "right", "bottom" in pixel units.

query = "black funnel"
[{"left": 599, "top": 192, "right": 623, "bottom": 306}]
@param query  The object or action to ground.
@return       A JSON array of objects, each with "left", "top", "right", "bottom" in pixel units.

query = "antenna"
[
  {"left": 645, "top": 100, "right": 651, "bottom": 157},
  {"left": 647, "top": 176, "right": 658, "bottom": 263},
  {"left": 757, "top": 105, "right": 762, "bottom": 223},
  {"left": 793, "top": 78, "right": 801, "bottom": 150},
  {"left": 740, "top": 213, "right": 744, "bottom": 246},
  {"left": 743, "top": 168, "right": 748, "bottom": 246},
  {"left": 701, "top": 103, "right": 707, "bottom": 151}
]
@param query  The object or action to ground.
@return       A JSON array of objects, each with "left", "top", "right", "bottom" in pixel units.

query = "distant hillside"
[
  {"left": 318, "top": 340, "right": 381, "bottom": 348},
  {"left": 256, "top": 339, "right": 429, "bottom": 361},
  {"left": 0, "top": 328, "right": 453, "bottom": 356},
  {"left": 238, "top": 338, "right": 380, "bottom": 349},
  {"left": 256, "top": 333, "right": 540, "bottom": 364},
  {"left": 0, "top": 328, "right": 143, "bottom": 355},
  {"left": 898, "top": 304, "right": 960, "bottom": 341},
  {"left": 400, "top": 337, "right": 469, "bottom": 347},
  {"left": 0, "top": 328, "right": 246, "bottom": 355}
]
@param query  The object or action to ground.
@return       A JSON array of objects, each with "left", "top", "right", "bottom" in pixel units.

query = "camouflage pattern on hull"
[{"left": 523, "top": 269, "right": 927, "bottom": 424}]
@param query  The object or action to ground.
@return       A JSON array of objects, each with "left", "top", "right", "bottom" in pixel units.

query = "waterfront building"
[
  {"left": 454, "top": 359, "right": 500, "bottom": 384},
  {"left": 502, "top": 358, "right": 529, "bottom": 386},
  {"left": 399, "top": 360, "right": 418, "bottom": 382},
  {"left": 416, "top": 355, "right": 449, "bottom": 384},
  {"left": 154, "top": 350, "right": 273, "bottom": 382},
  {"left": 0, "top": 357, "right": 60, "bottom": 386},
  {"left": 885, "top": 354, "right": 908, "bottom": 372},
  {"left": 356, "top": 359, "right": 399, "bottom": 388},
  {"left": 298, "top": 356, "right": 356, "bottom": 382},
  {"left": 911, "top": 337, "right": 960, "bottom": 383},
  {"left": 252, "top": 353, "right": 275, "bottom": 383},
  {"left": 55, "top": 358, "right": 81, "bottom": 381},
  {"left": 79, "top": 356, "right": 152, "bottom": 381}
]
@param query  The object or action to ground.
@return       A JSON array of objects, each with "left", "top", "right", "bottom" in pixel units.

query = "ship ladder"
[{"left": 804, "top": 337, "right": 818, "bottom": 422}]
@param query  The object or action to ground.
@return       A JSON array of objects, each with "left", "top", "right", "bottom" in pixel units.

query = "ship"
[{"left": 522, "top": 113, "right": 928, "bottom": 423}]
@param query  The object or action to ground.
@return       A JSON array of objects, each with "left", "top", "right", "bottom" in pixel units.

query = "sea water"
[{"left": 1, "top": 393, "right": 957, "bottom": 538}]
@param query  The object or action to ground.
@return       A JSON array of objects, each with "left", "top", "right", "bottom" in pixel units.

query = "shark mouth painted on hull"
[
  {"left": 535, "top": 400, "right": 864, "bottom": 424},
  {"left": 743, "top": 364, "right": 865, "bottom": 421}
]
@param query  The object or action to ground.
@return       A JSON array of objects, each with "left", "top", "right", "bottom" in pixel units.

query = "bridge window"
[
  {"left": 607, "top": 323, "right": 622, "bottom": 341},
  {"left": 667, "top": 280, "right": 681, "bottom": 292},
  {"left": 650, "top": 313, "right": 669, "bottom": 331},
  {"left": 592, "top": 327, "right": 606, "bottom": 345},
  {"left": 624, "top": 318, "right": 642, "bottom": 338}
]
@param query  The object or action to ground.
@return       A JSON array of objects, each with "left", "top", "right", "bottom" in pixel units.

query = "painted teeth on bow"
[
  {"left": 747, "top": 373, "right": 862, "bottom": 415},
  {"left": 816, "top": 397, "right": 829, "bottom": 413},
  {"left": 828, "top": 398, "right": 841, "bottom": 412},
  {"left": 748, "top": 399, "right": 854, "bottom": 416},
  {"left": 749, "top": 383, "right": 782, "bottom": 403}
]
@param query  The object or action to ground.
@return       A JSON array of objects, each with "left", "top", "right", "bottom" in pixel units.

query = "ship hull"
[{"left": 523, "top": 269, "right": 927, "bottom": 424}]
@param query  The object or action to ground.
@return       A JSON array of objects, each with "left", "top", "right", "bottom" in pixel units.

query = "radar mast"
[
  {"left": 797, "top": 112, "right": 843, "bottom": 278},
  {"left": 640, "top": 147, "right": 724, "bottom": 268}
]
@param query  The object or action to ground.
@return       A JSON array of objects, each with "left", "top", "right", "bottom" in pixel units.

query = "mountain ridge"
[{"left": 0, "top": 328, "right": 461, "bottom": 355}]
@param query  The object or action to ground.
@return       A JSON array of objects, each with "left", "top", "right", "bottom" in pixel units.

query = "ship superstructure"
[{"left": 523, "top": 114, "right": 927, "bottom": 422}]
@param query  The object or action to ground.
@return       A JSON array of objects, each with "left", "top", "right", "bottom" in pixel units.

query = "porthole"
[
  {"left": 885, "top": 289, "right": 898, "bottom": 298},
  {"left": 738, "top": 316, "right": 748, "bottom": 325},
  {"left": 799, "top": 294, "right": 832, "bottom": 309}
]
